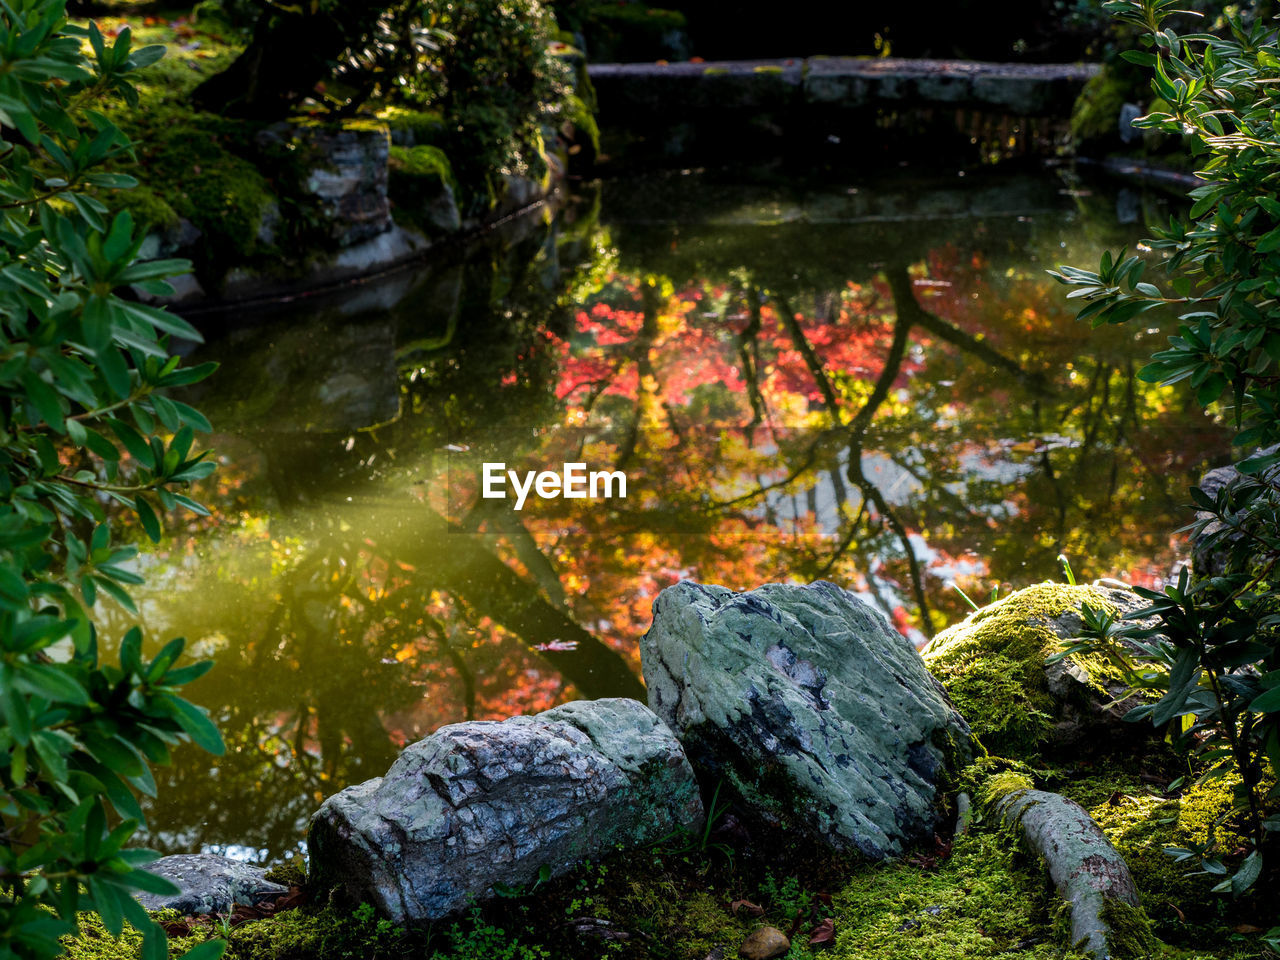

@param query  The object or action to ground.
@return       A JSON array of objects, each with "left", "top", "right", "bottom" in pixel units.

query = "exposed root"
[{"left": 996, "top": 788, "right": 1152, "bottom": 959}]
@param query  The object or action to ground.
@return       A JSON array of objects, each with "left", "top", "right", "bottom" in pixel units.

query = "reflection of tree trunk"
[
  {"left": 846, "top": 272, "right": 934, "bottom": 638},
  {"left": 467, "top": 499, "right": 569, "bottom": 611},
  {"left": 426, "top": 613, "right": 477, "bottom": 721},
  {"left": 735, "top": 287, "right": 767, "bottom": 432},
  {"left": 373, "top": 507, "right": 645, "bottom": 701},
  {"left": 775, "top": 293, "right": 840, "bottom": 411}
]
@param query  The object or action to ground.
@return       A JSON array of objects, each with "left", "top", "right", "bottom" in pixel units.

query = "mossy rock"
[
  {"left": 1071, "top": 64, "right": 1132, "bottom": 149},
  {"left": 922, "top": 582, "right": 1159, "bottom": 761},
  {"left": 377, "top": 105, "right": 449, "bottom": 148}
]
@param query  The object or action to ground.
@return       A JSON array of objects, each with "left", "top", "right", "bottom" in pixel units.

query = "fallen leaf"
[
  {"left": 808, "top": 918, "right": 835, "bottom": 949},
  {"left": 729, "top": 899, "right": 764, "bottom": 917},
  {"left": 1233, "top": 924, "right": 1264, "bottom": 934}
]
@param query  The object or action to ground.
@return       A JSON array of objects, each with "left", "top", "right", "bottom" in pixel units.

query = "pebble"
[{"left": 738, "top": 926, "right": 791, "bottom": 960}]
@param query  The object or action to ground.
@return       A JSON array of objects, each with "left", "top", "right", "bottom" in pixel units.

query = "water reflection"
[{"left": 114, "top": 170, "right": 1228, "bottom": 858}]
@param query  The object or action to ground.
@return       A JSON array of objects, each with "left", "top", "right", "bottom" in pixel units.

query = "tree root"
[{"left": 996, "top": 789, "right": 1150, "bottom": 959}]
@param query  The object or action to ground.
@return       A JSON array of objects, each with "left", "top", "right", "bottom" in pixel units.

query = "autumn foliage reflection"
[{"left": 110, "top": 187, "right": 1228, "bottom": 858}]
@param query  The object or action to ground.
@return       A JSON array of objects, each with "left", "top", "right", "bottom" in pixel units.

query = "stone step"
[{"left": 589, "top": 57, "right": 1098, "bottom": 119}]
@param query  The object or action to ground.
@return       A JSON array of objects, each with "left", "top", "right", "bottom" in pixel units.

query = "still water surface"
[{"left": 113, "top": 168, "right": 1229, "bottom": 859}]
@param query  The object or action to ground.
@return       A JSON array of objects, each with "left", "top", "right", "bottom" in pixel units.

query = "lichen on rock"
[
  {"left": 640, "top": 579, "right": 973, "bottom": 860},
  {"left": 307, "top": 697, "right": 703, "bottom": 923}
]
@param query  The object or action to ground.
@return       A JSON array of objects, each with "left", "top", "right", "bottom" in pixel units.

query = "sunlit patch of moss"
[
  {"left": 61, "top": 911, "right": 216, "bottom": 960},
  {"left": 1047, "top": 768, "right": 1275, "bottom": 950},
  {"left": 943, "top": 652, "right": 1055, "bottom": 756},
  {"left": 389, "top": 145, "right": 457, "bottom": 195},
  {"left": 979, "top": 769, "right": 1035, "bottom": 810},
  {"left": 923, "top": 583, "right": 1120, "bottom": 757},
  {"left": 828, "top": 832, "right": 1089, "bottom": 960},
  {"left": 956, "top": 756, "right": 1034, "bottom": 795},
  {"left": 1176, "top": 775, "right": 1249, "bottom": 851},
  {"left": 377, "top": 105, "right": 448, "bottom": 146}
]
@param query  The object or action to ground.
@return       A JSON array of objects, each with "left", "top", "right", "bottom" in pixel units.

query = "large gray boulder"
[
  {"left": 1191, "top": 446, "right": 1279, "bottom": 578},
  {"left": 640, "top": 580, "right": 972, "bottom": 860},
  {"left": 135, "top": 854, "right": 286, "bottom": 915},
  {"left": 308, "top": 697, "right": 703, "bottom": 922}
]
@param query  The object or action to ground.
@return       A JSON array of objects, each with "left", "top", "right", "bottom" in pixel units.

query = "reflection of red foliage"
[{"left": 399, "top": 262, "right": 1229, "bottom": 721}]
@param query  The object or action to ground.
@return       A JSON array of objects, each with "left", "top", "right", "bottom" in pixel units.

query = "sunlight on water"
[{"left": 113, "top": 168, "right": 1229, "bottom": 858}]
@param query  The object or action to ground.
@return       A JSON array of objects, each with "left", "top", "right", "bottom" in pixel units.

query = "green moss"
[
  {"left": 389, "top": 145, "right": 457, "bottom": 194},
  {"left": 979, "top": 770, "right": 1034, "bottom": 810},
  {"left": 1100, "top": 898, "right": 1158, "bottom": 960},
  {"left": 85, "top": 16, "right": 280, "bottom": 274},
  {"left": 61, "top": 911, "right": 215, "bottom": 960},
  {"left": 1071, "top": 65, "right": 1131, "bottom": 147},
  {"left": 829, "top": 831, "right": 1089, "bottom": 959},
  {"left": 112, "top": 185, "right": 181, "bottom": 233},
  {"left": 563, "top": 92, "right": 600, "bottom": 160},
  {"left": 377, "top": 106, "right": 448, "bottom": 146},
  {"left": 263, "top": 857, "right": 307, "bottom": 888},
  {"left": 943, "top": 653, "right": 1055, "bottom": 757},
  {"left": 956, "top": 756, "right": 1034, "bottom": 797},
  {"left": 1051, "top": 769, "right": 1278, "bottom": 950},
  {"left": 387, "top": 145, "right": 461, "bottom": 235},
  {"left": 1176, "top": 775, "right": 1249, "bottom": 852},
  {"left": 138, "top": 118, "right": 277, "bottom": 270},
  {"left": 923, "top": 583, "right": 1118, "bottom": 758}
]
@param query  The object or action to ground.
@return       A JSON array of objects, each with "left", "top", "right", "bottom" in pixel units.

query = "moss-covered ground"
[
  {"left": 61, "top": 774, "right": 1277, "bottom": 960},
  {"left": 58, "top": 579, "right": 1278, "bottom": 960}
]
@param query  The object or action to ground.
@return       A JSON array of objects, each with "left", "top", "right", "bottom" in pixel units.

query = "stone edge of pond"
[{"left": 146, "top": 168, "right": 561, "bottom": 319}]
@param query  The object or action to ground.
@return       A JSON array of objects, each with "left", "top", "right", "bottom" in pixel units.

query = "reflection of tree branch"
[
  {"left": 707, "top": 437, "right": 824, "bottom": 511},
  {"left": 900, "top": 283, "right": 1050, "bottom": 395},
  {"left": 774, "top": 292, "right": 841, "bottom": 413},
  {"left": 425, "top": 611, "right": 476, "bottom": 721},
  {"left": 846, "top": 267, "right": 934, "bottom": 637},
  {"left": 886, "top": 450, "right": 985, "bottom": 524},
  {"left": 360, "top": 504, "right": 645, "bottom": 701},
  {"left": 816, "top": 500, "right": 867, "bottom": 579}
]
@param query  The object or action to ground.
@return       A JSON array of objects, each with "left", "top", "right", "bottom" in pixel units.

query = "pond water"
[{"left": 113, "top": 166, "right": 1231, "bottom": 860}]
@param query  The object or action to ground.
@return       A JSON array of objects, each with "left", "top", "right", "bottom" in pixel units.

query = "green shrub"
[
  {"left": 0, "top": 3, "right": 223, "bottom": 959},
  {"left": 1051, "top": 0, "right": 1280, "bottom": 897},
  {"left": 421, "top": 0, "right": 571, "bottom": 212}
]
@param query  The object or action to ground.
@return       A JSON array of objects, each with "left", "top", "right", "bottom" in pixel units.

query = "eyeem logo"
[{"left": 482, "top": 462, "right": 627, "bottom": 511}]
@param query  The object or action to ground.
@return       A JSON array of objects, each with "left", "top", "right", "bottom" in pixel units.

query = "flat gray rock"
[
  {"left": 135, "top": 853, "right": 286, "bottom": 915},
  {"left": 640, "top": 580, "right": 972, "bottom": 860},
  {"left": 308, "top": 697, "right": 703, "bottom": 922}
]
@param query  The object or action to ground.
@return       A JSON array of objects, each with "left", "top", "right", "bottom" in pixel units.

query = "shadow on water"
[{"left": 109, "top": 166, "right": 1229, "bottom": 859}]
